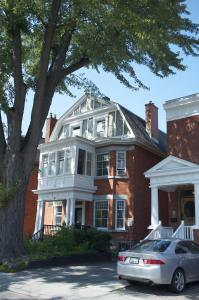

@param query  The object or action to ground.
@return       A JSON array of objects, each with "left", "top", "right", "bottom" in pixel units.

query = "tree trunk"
[{"left": 0, "top": 155, "right": 29, "bottom": 262}]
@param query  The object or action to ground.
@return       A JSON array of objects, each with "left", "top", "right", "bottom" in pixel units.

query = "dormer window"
[
  {"left": 96, "top": 119, "right": 105, "bottom": 137},
  {"left": 58, "top": 124, "right": 69, "bottom": 139},
  {"left": 72, "top": 126, "right": 80, "bottom": 137}
]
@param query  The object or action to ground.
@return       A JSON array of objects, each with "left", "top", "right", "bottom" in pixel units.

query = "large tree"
[{"left": 0, "top": 0, "right": 198, "bottom": 262}]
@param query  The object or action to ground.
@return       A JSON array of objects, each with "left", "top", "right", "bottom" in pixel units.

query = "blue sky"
[{"left": 23, "top": 0, "right": 199, "bottom": 134}]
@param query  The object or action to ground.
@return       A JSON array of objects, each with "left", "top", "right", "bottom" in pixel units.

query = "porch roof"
[{"left": 144, "top": 155, "right": 199, "bottom": 190}]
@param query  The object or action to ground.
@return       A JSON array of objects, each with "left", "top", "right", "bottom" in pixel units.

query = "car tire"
[{"left": 170, "top": 269, "right": 185, "bottom": 293}]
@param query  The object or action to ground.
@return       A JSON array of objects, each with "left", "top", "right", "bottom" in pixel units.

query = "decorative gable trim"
[{"left": 145, "top": 155, "right": 199, "bottom": 178}]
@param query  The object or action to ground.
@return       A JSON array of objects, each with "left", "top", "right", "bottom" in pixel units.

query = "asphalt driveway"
[{"left": 0, "top": 262, "right": 199, "bottom": 300}]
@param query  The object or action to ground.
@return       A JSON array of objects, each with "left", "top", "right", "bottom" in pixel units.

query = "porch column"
[
  {"left": 69, "top": 198, "right": 76, "bottom": 225},
  {"left": 82, "top": 201, "right": 86, "bottom": 226},
  {"left": 194, "top": 183, "right": 199, "bottom": 227},
  {"left": 65, "top": 199, "right": 70, "bottom": 225},
  {"left": 34, "top": 199, "right": 45, "bottom": 233},
  {"left": 151, "top": 186, "right": 159, "bottom": 228}
]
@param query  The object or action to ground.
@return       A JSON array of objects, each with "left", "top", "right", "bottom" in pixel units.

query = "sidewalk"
[{"left": 0, "top": 262, "right": 199, "bottom": 300}]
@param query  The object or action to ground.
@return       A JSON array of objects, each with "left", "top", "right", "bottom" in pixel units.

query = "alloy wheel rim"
[{"left": 175, "top": 271, "right": 184, "bottom": 291}]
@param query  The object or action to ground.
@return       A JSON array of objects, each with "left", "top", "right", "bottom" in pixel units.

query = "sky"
[{"left": 22, "top": 0, "right": 199, "bottom": 134}]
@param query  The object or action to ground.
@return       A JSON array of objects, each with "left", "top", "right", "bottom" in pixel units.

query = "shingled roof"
[{"left": 119, "top": 105, "right": 167, "bottom": 153}]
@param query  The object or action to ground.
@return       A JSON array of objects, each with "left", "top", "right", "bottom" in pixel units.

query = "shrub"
[{"left": 24, "top": 227, "right": 111, "bottom": 259}]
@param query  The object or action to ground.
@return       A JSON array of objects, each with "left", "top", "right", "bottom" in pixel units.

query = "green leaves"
[{"left": 0, "top": 0, "right": 198, "bottom": 105}]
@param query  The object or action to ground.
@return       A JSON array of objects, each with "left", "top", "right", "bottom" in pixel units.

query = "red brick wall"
[
  {"left": 167, "top": 115, "right": 199, "bottom": 164},
  {"left": 94, "top": 147, "right": 168, "bottom": 242},
  {"left": 133, "top": 146, "right": 168, "bottom": 241},
  {"left": 23, "top": 165, "right": 38, "bottom": 237}
]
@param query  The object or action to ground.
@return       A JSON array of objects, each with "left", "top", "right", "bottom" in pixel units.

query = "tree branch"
[
  {"left": 23, "top": 0, "right": 61, "bottom": 174},
  {"left": 58, "top": 57, "right": 90, "bottom": 82}
]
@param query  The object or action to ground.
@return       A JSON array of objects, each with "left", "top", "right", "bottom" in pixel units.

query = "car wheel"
[{"left": 170, "top": 269, "right": 185, "bottom": 293}]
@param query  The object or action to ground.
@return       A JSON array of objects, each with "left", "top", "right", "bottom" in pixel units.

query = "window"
[
  {"left": 57, "top": 151, "right": 65, "bottom": 175},
  {"left": 54, "top": 205, "right": 62, "bottom": 225},
  {"left": 42, "top": 154, "right": 48, "bottom": 177},
  {"left": 95, "top": 200, "right": 108, "bottom": 228},
  {"left": 96, "top": 153, "right": 109, "bottom": 176},
  {"left": 116, "top": 152, "right": 126, "bottom": 176},
  {"left": 116, "top": 111, "right": 123, "bottom": 136},
  {"left": 82, "top": 118, "right": 93, "bottom": 138},
  {"left": 108, "top": 112, "right": 116, "bottom": 137},
  {"left": 115, "top": 200, "right": 125, "bottom": 229},
  {"left": 96, "top": 119, "right": 105, "bottom": 137},
  {"left": 65, "top": 149, "right": 72, "bottom": 174},
  {"left": 77, "top": 149, "right": 86, "bottom": 174},
  {"left": 133, "top": 240, "right": 171, "bottom": 253},
  {"left": 72, "top": 126, "right": 80, "bottom": 136},
  {"left": 86, "top": 152, "right": 92, "bottom": 176},
  {"left": 58, "top": 124, "right": 69, "bottom": 139},
  {"left": 48, "top": 153, "right": 56, "bottom": 176}
]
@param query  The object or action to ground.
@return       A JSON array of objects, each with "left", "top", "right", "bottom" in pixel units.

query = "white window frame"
[
  {"left": 96, "top": 152, "right": 109, "bottom": 177},
  {"left": 116, "top": 151, "right": 126, "bottom": 176},
  {"left": 41, "top": 154, "right": 49, "bottom": 177},
  {"left": 53, "top": 204, "right": 63, "bottom": 226},
  {"left": 94, "top": 200, "right": 108, "bottom": 230},
  {"left": 115, "top": 199, "right": 126, "bottom": 230}
]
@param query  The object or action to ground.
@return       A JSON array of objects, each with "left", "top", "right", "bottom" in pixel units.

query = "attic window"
[
  {"left": 58, "top": 124, "right": 69, "bottom": 139},
  {"left": 96, "top": 119, "right": 105, "bottom": 137}
]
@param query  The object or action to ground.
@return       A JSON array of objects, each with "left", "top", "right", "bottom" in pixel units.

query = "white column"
[
  {"left": 150, "top": 186, "right": 159, "bottom": 228},
  {"left": 34, "top": 199, "right": 45, "bottom": 233},
  {"left": 82, "top": 201, "right": 86, "bottom": 226},
  {"left": 194, "top": 183, "right": 199, "bottom": 227},
  {"left": 69, "top": 198, "right": 76, "bottom": 225},
  {"left": 65, "top": 199, "right": 70, "bottom": 225}
]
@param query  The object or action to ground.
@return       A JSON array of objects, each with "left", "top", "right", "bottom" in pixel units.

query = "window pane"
[
  {"left": 57, "top": 151, "right": 64, "bottom": 175},
  {"left": 117, "top": 152, "right": 125, "bottom": 176},
  {"left": 96, "top": 120, "right": 105, "bottom": 137},
  {"left": 86, "top": 152, "right": 92, "bottom": 176},
  {"left": 42, "top": 154, "right": 48, "bottom": 177},
  {"left": 96, "top": 153, "right": 109, "bottom": 176},
  {"left": 48, "top": 153, "right": 56, "bottom": 175},
  {"left": 65, "top": 150, "right": 72, "bottom": 174},
  {"left": 82, "top": 119, "right": 88, "bottom": 138},
  {"left": 108, "top": 112, "right": 116, "bottom": 137},
  {"left": 116, "top": 200, "right": 125, "bottom": 229},
  {"left": 116, "top": 111, "right": 123, "bottom": 136},
  {"left": 77, "top": 149, "right": 86, "bottom": 174},
  {"left": 95, "top": 200, "right": 108, "bottom": 228}
]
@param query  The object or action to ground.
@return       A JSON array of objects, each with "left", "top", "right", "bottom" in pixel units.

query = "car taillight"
[
  {"left": 118, "top": 255, "right": 127, "bottom": 262},
  {"left": 143, "top": 259, "right": 165, "bottom": 265}
]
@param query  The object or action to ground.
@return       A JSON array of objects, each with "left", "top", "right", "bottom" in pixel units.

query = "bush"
[{"left": 24, "top": 227, "right": 111, "bottom": 260}]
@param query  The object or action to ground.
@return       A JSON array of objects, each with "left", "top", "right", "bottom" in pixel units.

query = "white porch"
[
  {"left": 144, "top": 155, "right": 199, "bottom": 240},
  {"left": 33, "top": 188, "right": 95, "bottom": 234}
]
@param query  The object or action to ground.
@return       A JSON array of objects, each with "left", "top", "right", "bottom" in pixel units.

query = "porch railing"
[
  {"left": 172, "top": 221, "right": 194, "bottom": 240},
  {"left": 144, "top": 221, "right": 173, "bottom": 240},
  {"left": 31, "top": 225, "right": 62, "bottom": 241}
]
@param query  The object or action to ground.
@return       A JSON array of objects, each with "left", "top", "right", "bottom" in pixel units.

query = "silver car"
[{"left": 117, "top": 239, "right": 199, "bottom": 293}]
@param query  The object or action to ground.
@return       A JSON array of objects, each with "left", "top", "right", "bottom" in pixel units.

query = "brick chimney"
[
  {"left": 145, "top": 101, "right": 159, "bottom": 140},
  {"left": 45, "top": 113, "right": 57, "bottom": 143}
]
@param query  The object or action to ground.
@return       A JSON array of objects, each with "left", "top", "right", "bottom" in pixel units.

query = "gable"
[{"left": 145, "top": 155, "right": 199, "bottom": 177}]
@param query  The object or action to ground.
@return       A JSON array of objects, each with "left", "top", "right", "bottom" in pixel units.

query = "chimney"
[
  {"left": 45, "top": 113, "right": 57, "bottom": 143},
  {"left": 145, "top": 101, "right": 159, "bottom": 140}
]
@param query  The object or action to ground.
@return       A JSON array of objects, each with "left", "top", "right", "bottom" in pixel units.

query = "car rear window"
[{"left": 132, "top": 240, "right": 171, "bottom": 252}]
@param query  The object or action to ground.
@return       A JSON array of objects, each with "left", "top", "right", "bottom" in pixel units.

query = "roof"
[{"left": 119, "top": 105, "right": 167, "bottom": 153}]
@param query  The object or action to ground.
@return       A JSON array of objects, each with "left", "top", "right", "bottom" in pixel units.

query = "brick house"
[
  {"left": 145, "top": 93, "right": 199, "bottom": 242},
  {"left": 33, "top": 95, "right": 167, "bottom": 242}
]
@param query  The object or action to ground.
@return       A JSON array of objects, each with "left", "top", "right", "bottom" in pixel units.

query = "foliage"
[{"left": 24, "top": 227, "right": 111, "bottom": 260}]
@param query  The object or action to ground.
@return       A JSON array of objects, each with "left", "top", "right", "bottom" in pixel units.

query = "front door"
[
  {"left": 181, "top": 197, "right": 195, "bottom": 226},
  {"left": 75, "top": 207, "right": 82, "bottom": 226}
]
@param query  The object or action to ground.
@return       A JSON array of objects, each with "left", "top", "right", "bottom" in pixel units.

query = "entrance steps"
[{"left": 144, "top": 221, "right": 194, "bottom": 241}]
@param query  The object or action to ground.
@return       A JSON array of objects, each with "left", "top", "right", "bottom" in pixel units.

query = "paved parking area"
[{"left": 0, "top": 262, "right": 199, "bottom": 300}]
